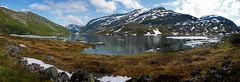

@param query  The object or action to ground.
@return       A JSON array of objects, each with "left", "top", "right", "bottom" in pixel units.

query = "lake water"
[{"left": 65, "top": 34, "right": 221, "bottom": 55}]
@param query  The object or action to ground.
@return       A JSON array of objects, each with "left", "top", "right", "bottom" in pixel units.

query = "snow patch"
[
  {"left": 131, "top": 34, "right": 137, "bottom": 36},
  {"left": 213, "top": 27, "right": 218, "bottom": 30},
  {"left": 172, "top": 32, "right": 179, "bottom": 36},
  {"left": 10, "top": 34, "right": 57, "bottom": 39},
  {"left": 19, "top": 44, "right": 27, "bottom": 48},
  {"left": 23, "top": 57, "right": 72, "bottom": 77},
  {"left": 153, "top": 29, "right": 162, "bottom": 35},
  {"left": 114, "top": 28, "right": 122, "bottom": 33},
  {"left": 184, "top": 38, "right": 220, "bottom": 48},
  {"left": 144, "top": 32, "right": 152, "bottom": 36},
  {"left": 145, "top": 49, "right": 156, "bottom": 52},
  {"left": 167, "top": 36, "right": 209, "bottom": 40},
  {"left": 97, "top": 76, "right": 131, "bottom": 82},
  {"left": 191, "top": 27, "right": 195, "bottom": 31},
  {"left": 144, "top": 29, "right": 162, "bottom": 36}
]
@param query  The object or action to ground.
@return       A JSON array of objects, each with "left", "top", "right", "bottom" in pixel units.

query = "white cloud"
[
  {"left": 29, "top": 0, "right": 87, "bottom": 13},
  {"left": 0, "top": 5, "right": 9, "bottom": 9},
  {"left": 113, "top": 0, "right": 144, "bottom": 9},
  {"left": 53, "top": 0, "right": 87, "bottom": 13},
  {"left": 235, "top": 19, "right": 240, "bottom": 26},
  {"left": 29, "top": 3, "right": 51, "bottom": 10},
  {"left": 160, "top": 0, "right": 240, "bottom": 25},
  {"left": 90, "top": 0, "right": 145, "bottom": 13},
  {"left": 28, "top": 0, "right": 88, "bottom": 25},
  {"left": 89, "top": 0, "right": 117, "bottom": 13},
  {"left": 58, "top": 14, "right": 91, "bottom": 26}
]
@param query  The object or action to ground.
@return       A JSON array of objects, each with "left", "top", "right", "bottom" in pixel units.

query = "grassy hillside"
[{"left": 0, "top": 7, "right": 69, "bottom": 36}]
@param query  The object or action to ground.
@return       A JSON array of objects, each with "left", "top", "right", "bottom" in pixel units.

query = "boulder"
[
  {"left": 56, "top": 72, "right": 70, "bottom": 82},
  {"left": 5, "top": 44, "right": 23, "bottom": 59},
  {"left": 44, "top": 66, "right": 59, "bottom": 80},
  {"left": 70, "top": 69, "right": 96, "bottom": 82},
  {"left": 191, "top": 68, "right": 201, "bottom": 77},
  {"left": 46, "top": 55, "right": 55, "bottom": 62},
  {"left": 137, "top": 75, "right": 152, "bottom": 82},
  {"left": 189, "top": 68, "right": 204, "bottom": 82},
  {"left": 27, "top": 63, "right": 42, "bottom": 74}
]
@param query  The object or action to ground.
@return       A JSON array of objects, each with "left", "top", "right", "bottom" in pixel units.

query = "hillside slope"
[{"left": 0, "top": 7, "right": 69, "bottom": 36}]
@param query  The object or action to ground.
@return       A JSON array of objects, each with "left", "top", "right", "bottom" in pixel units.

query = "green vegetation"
[
  {"left": 0, "top": 7, "right": 69, "bottom": 36},
  {"left": 0, "top": 39, "right": 49, "bottom": 82}
]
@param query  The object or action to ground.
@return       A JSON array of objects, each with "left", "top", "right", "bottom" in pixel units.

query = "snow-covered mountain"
[
  {"left": 66, "top": 24, "right": 83, "bottom": 33},
  {"left": 83, "top": 7, "right": 240, "bottom": 35}
]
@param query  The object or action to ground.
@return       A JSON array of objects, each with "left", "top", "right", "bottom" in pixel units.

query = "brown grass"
[{"left": 1, "top": 35, "right": 240, "bottom": 80}]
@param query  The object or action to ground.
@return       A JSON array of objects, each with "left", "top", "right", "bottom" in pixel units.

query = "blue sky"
[{"left": 1, "top": 0, "right": 240, "bottom": 26}]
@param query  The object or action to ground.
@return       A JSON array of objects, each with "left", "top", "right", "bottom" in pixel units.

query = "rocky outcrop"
[{"left": 187, "top": 60, "right": 238, "bottom": 82}]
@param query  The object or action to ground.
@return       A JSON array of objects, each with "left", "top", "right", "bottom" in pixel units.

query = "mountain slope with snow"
[
  {"left": 66, "top": 24, "right": 83, "bottom": 33},
  {"left": 83, "top": 7, "right": 240, "bottom": 35}
]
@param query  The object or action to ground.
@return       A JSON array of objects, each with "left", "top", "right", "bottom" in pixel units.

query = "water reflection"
[{"left": 65, "top": 34, "right": 190, "bottom": 55}]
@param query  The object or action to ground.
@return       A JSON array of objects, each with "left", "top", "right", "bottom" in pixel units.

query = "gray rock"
[
  {"left": 27, "top": 63, "right": 42, "bottom": 74},
  {"left": 5, "top": 44, "right": 23, "bottom": 60},
  {"left": 137, "top": 75, "right": 152, "bottom": 82},
  {"left": 56, "top": 72, "right": 70, "bottom": 82},
  {"left": 70, "top": 69, "right": 96, "bottom": 82},
  {"left": 44, "top": 66, "right": 59, "bottom": 80},
  {"left": 191, "top": 68, "right": 201, "bottom": 77},
  {"left": 46, "top": 55, "right": 55, "bottom": 62}
]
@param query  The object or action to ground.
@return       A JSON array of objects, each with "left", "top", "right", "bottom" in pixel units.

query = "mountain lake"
[
  {"left": 10, "top": 34, "right": 223, "bottom": 55},
  {"left": 62, "top": 34, "right": 222, "bottom": 55}
]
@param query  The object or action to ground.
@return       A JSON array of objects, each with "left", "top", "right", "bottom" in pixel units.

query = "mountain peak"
[
  {"left": 84, "top": 6, "right": 239, "bottom": 35},
  {"left": 151, "top": 7, "right": 166, "bottom": 11},
  {"left": 129, "top": 9, "right": 144, "bottom": 14},
  {"left": 66, "top": 24, "right": 82, "bottom": 33}
]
